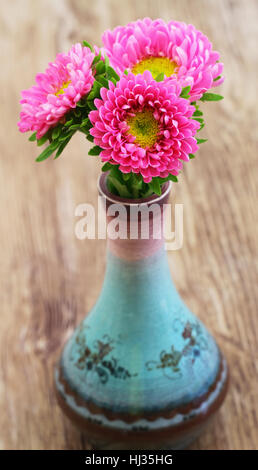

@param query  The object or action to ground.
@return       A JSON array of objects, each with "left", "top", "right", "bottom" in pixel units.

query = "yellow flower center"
[
  {"left": 55, "top": 80, "right": 71, "bottom": 96},
  {"left": 132, "top": 56, "right": 177, "bottom": 79},
  {"left": 127, "top": 109, "right": 159, "bottom": 148}
]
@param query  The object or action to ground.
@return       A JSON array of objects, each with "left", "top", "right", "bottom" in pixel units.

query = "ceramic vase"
[{"left": 55, "top": 174, "right": 228, "bottom": 450}]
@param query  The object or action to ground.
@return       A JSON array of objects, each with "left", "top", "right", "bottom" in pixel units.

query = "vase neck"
[
  {"left": 98, "top": 173, "right": 171, "bottom": 261},
  {"left": 106, "top": 207, "right": 167, "bottom": 261}
]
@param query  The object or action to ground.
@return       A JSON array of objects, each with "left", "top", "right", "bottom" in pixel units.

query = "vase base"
[{"left": 55, "top": 356, "right": 229, "bottom": 450}]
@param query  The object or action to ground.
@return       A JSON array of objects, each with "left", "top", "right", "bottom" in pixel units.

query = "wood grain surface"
[{"left": 0, "top": 0, "right": 257, "bottom": 450}]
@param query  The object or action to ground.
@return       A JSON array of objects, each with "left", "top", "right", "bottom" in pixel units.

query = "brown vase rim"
[{"left": 98, "top": 172, "right": 172, "bottom": 206}]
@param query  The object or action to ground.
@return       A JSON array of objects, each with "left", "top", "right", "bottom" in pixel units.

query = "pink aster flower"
[
  {"left": 89, "top": 71, "right": 199, "bottom": 183},
  {"left": 102, "top": 18, "right": 224, "bottom": 101},
  {"left": 18, "top": 43, "right": 96, "bottom": 139}
]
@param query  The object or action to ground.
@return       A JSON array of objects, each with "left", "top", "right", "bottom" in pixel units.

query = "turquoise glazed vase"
[{"left": 55, "top": 174, "right": 228, "bottom": 449}]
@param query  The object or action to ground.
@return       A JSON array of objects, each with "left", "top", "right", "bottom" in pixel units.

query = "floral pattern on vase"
[
  {"left": 146, "top": 319, "right": 209, "bottom": 379},
  {"left": 73, "top": 327, "right": 138, "bottom": 384}
]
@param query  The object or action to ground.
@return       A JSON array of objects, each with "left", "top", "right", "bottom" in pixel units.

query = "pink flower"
[
  {"left": 102, "top": 18, "right": 224, "bottom": 101},
  {"left": 89, "top": 71, "right": 199, "bottom": 183},
  {"left": 18, "top": 43, "right": 95, "bottom": 139}
]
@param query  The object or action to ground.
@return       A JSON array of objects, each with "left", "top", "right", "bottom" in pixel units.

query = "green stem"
[
  {"left": 107, "top": 176, "right": 131, "bottom": 198},
  {"left": 106, "top": 170, "right": 156, "bottom": 199},
  {"left": 131, "top": 184, "right": 139, "bottom": 199},
  {"left": 142, "top": 187, "right": 153, "bottom": 198}
]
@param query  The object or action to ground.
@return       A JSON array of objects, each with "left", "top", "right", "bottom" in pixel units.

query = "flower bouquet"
[{"left": 18, "top": 18, "right": 228, "bottom": 450}]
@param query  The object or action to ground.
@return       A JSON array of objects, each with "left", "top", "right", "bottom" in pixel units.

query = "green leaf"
[
  {"left": 104, "top": 55, "right": 109, "bottom": 68},
  {"left": 193, "top": 110, "right": 203, "bottom": 117},
  {"left": 81, "top": 119, "right": 91, "bottom": 131},
  {"left": 193, "top": 117, "right": 204, "bottom": 124},
  {"left": 64, "top": 118, "right": 74, "bottom": 127},
  {"left": 110, "top": 77, "right": 117, "bottom": 85},
  {"left": 181, "top": 85, "right": 191, "bottom": 94},
  {"left": 196, "top": 138, "right": 208, "bottom": 144},
  {"left": 197, "top": 122, "right": 205, "bottom": 132},
  {"left": 58, "top": 130, "right": 75, "bottom": 141},
  {"left": 189, "top": 153, "right": 195, "bottom": 159},
  {"left": 130, "top": 174, "right": 143, "bottom": 197},
  {"left": 167, "top": 175, "right": 178, "bottom": 182},
  {"left": 124, "top": 69, "right": 128, "bottom": 76},
  {"left": 74, "top": 108, "right": 81, "bottom": 117},
  {"left": 213, "top": 75, "right": 221, "bottom": 82},
  {"left": 180, "top": 85, "right": 191, "bottom": 99},
  {"left": 92, "top": 51, "right": 101, "bottom": 65},
  {"left": 81, "top": 117, "right": 90, "bottom": 126},
  {"left": 92, "top": 81, "right": 102, "bottom": 93},
  {"left": 76, "top": 98, "right": 87, "bottom": 108},
  {"left": 95, "top": 76, "right": 109, "bottom": 89},
  {"left": 36, "top": 140, "right": 60, "bottom": 162},
  {"left": 159, "top": 174, "right": 178, "bottom": 184},
  {"left": 37, "top": 133, "right": 49, "bottom": 146},
  {"left": 68, "top": 124, "right": 81, "bottom": 131},
  {"left": 150, "top": 178, "right": 161, "bottom": 196},
  {"left": 51, "top": 126, "right": 62, "bottom": 140},
  {"left": 101, "top": 162, "right": 113, "bottom": 172},
  {"left": 29, "top": 132, "right": 37, "bottom": 142},
  {"left": 86, "top": 134, "right": 94, "bottom": 142},
  {"left": 106, "top": 66, "right": 120, "bottom": 82},
  {"left": 87, "top": 100, "right": 97, "bottom": 111},
  {"left": 82, "top": 41, "right": 93, "bottom": 52},
  {"left": 88, "top": 145, "right": 102, "bottom": 156},
  {"left": 87, "top": 82, "right": 101, "bottom": 100},
  {"left": 155, "top": 72, "right": 165, "bottom": 82},
  {"left": 95, "top": 61, "right": 106, "bottom": 74},
  {"left": 200, "top": 92, "right": 224, "bottom": 102},
  {"left": 109, "top": 164, "right": 124, "bottom": 184},
  {"left": 122, "top": 172, "right": 131, "bottom": 181},
  {"left": 54, "top": 134, "right": 74, "bottom": 159}
]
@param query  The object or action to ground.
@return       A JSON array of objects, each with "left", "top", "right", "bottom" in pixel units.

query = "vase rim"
[{"left": 98, "top": 173, "right": 172, "bottom": 206}]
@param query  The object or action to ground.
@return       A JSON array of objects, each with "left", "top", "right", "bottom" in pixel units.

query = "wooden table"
[{"left": 0, "top": 0, "right": 257, "bottom": 450}]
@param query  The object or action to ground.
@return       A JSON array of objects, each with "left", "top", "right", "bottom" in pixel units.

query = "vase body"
[{"left": 55, "top": 175, "right": 228, "bottom": 449}]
